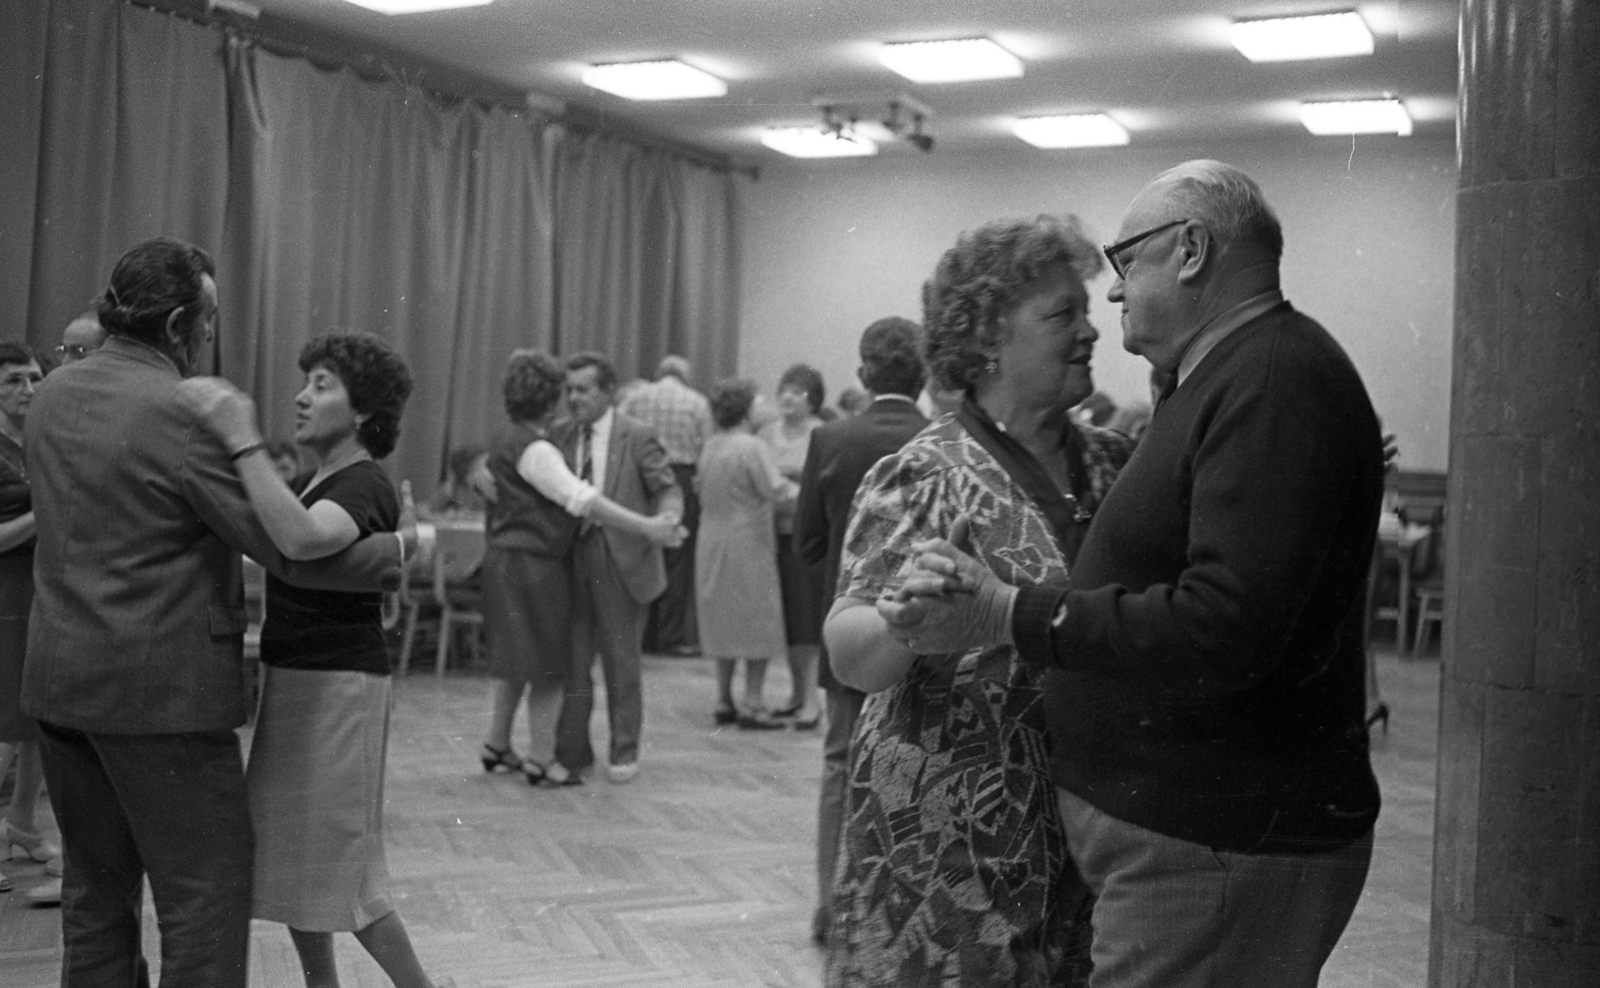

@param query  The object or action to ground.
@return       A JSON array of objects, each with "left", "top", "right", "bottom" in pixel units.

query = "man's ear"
[
  {"left": 163, "top": 305, "right": 188, "bottom": 348},
  {"left": 856, "top": 366, "right": 868, "bottom": 388},
  {"left": 1175, "top": 224, "right": 1213, "bottom": 285}
]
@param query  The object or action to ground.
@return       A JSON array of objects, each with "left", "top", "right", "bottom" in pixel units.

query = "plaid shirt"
[{"left": 623, "top": 375, "right": 712, "bottom": 466}]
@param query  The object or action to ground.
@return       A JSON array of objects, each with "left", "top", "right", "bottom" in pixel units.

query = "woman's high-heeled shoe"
[
  {"left": 480, "top": 743, "right": 521, "bottom": 774},
  {"left": 1365, "top": 702, "right": 1391, "bottom": 735},
  {"left": 2, "top": 821, "right": 61, "bottom": 866}
]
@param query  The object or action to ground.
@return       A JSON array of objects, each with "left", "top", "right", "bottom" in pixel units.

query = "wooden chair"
[
  {"left": 1410, "top": 525, "right": 1446, "bottom": 656},
  {"left": 390, "top": 541, "right": 434, "bottom": 675},
  {"left": 429, "top": 523, "right": 488, "bottom": 677},
  {"left": 1370, "top": 470, "right": 1447, "bottom": 647}
]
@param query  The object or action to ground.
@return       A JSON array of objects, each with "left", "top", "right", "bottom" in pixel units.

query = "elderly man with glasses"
[{"left": 879, "top": 160, "right": 1385, "bottom": 988}]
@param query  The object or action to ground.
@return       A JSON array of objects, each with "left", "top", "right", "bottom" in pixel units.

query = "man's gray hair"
[
  {"left": 656, "top": 354, "right": 691, "bottom": 381},
  {"left": 1154, "top": 160, "right": 1283, "bottom": 260}
]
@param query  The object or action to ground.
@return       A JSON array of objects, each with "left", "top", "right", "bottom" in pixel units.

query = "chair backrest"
[
  {"left": 1391, "top": 469, "right": 1447, "bottom": 526},
  {"left": 432, "top": 524, "right": 488, "bottom": 604}
]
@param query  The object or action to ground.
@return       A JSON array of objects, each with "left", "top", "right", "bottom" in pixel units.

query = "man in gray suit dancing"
[
  {"left": 554, "top": 352, "right": 682, "bottom": 784},
  {"left": 24, "top": 238, "right": 408, "bottom": 988}
]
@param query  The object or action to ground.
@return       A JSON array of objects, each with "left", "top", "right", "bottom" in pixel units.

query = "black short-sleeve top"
[
  {"left": 0, "top": 433, "right": 32, "bottom": 561},
  {"left": 260, "top": 459, "right": 397, "bottom": 675}
]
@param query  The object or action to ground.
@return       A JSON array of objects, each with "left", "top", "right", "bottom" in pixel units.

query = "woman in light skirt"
[{"left": 184, "top": 333, "right": 441, "bottom": 988}]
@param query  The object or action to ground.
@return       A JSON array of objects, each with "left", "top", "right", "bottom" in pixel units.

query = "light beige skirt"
[{"left": 246, "top": 665, "right": 393, "bottom": 932}]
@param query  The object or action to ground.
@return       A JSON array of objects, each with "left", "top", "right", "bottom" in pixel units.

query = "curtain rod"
[{"left": 123, "top": 0, "right": 757, "bottom": 180}]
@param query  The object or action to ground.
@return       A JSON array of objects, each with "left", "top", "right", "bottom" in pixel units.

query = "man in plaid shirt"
[{"left": 624, "top": 355, "right": 711, "bottom": 655}]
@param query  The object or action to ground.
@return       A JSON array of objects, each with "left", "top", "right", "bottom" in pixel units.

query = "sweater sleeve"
[{"left": 1022, "top": 361, "right": 1367, "bottom": 695}]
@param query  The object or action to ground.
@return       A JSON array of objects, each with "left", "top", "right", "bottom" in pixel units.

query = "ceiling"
[{"left": 239, "top": 0, "right": 1461, "bottom": 167}]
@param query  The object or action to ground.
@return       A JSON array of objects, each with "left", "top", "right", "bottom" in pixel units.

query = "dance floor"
[{"left": 0, "top": 646, "right": 1438, "bottom": 987}]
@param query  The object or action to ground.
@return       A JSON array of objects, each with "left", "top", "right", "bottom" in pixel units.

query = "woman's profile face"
[
  {"left": 990, "top": 262, "right": 1099, "bottom": 415},
  {"left": 294, "top": 364, "right": 362, "bottom": 450}
]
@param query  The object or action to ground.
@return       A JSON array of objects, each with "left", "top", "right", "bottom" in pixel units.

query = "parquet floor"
[{"left": 1, "top": 647, "right": 1439, "bottom": 987}]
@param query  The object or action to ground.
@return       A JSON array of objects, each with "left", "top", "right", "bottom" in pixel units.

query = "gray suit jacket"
[
  {"left": 558, "top": 409, "right": 681, "bottom": 605},
  {"left": 23, "top": 338, "right": 402, "bottom": 734}
]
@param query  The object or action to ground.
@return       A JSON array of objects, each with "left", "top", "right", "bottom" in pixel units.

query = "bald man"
[{"left": 57, "top": 312, "right": 108, "bottom": 364}]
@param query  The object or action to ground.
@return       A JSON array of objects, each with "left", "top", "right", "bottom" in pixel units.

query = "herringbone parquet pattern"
[{"left": 2, "top": 649, "right": 1438, "bottom": 987}]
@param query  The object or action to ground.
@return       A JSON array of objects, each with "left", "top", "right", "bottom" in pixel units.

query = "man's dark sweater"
[{"left": 1012, "top": 302, "right": 1383, "bottom": 854}]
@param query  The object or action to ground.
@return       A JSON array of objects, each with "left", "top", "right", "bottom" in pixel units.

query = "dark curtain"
[
  {"left": 12, "top": 0, "right": 230, "bottom": 344},
  {"left": 9, "top": 0, "right": 741, "bottom": 494}
]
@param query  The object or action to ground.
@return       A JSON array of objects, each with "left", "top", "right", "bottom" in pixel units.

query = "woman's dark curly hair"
[
  {"left": 298, "top": 333, "right": 413, "bottom": 460},
  {"left": 98, "top": 238, "right": 215, "bottom": 347},
  {"left": 709, "top": 378, "right": 757, "bottom": 430},
  {"left": 922, "top": 214, "right": 1103, "bottom": 394},
  {"left": 502, "top": 349, "right": 566, "bottom": 423},
  {"left": 0, "top": 342, "right": 38, "bottom": 370},
  {"left": 777, "top": 363, "right": 825, "bottom": 415}
]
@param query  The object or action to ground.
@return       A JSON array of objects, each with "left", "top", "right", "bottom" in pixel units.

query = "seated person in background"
[{"left": 426, "top": 444, "right": 488, "bottom": 518}]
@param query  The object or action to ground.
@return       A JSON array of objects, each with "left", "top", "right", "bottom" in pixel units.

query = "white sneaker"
[{"left": 606, "top": 762, "right": 639, "bottom": 784}]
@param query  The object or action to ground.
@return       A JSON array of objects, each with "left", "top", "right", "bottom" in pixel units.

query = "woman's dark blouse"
[
  {"left": 0, "top": 434, "right": 32, "bottom": 555},
  {"left": 260, "top": 460, "right": 397, "bottom": 675}
]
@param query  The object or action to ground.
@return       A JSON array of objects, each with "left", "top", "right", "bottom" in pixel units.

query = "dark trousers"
[
  {"left": 36, "top": 720, "right": 253, "bottom": 988},
  {"left": 557, "top": 532, "right": 647, "bottom": 769},
  {"left": 644, "top": 462, "right": 699, "bottom": 652}
]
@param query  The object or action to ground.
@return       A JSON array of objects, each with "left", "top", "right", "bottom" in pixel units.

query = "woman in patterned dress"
[{"left": 823, "top": 216, "right": 1133, "bottom": 987}]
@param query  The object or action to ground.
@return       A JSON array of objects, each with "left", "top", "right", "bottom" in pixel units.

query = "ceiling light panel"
[
  {"left": 340, "top": 0, "right": 493, "bottom": 14},
  {"left": 1300, "top": 99, "right": 1413, "bottom": 136},
  {"left": 760, "top": 128, "right": 878, "bottom": 159},
  {"left": 1013, "top": 114, "right": 1129, "bottom": 149},
  {"left": 581, "top": 60, "right": 727, "bottom": 100},
  {"left": 879, "top": 39, "right": 1024, "bottom": 84},
  {"left": 1231, "top": 12, "right": 1374, "bottom": 62}
]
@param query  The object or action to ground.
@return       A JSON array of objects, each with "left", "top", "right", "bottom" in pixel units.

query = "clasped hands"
[{"left": 875, "top": 515, "right": 1017, "bottom": 655}]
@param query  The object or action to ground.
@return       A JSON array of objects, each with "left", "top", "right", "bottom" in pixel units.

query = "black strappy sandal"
[{"left": 481, "top": 743, "right": 521, "bottom": 773}]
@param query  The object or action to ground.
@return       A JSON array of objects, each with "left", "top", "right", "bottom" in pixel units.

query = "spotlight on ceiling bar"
[
  {"left": 1013, "top": 114, "right": 1130, "bottom": 149},
  {"left": 581, "top": 60, "right": 727, "bottom": 100},
  {"left": 761, "top": 127, "right": 878, "bottom": 159},
  {"left": 879, "top": 38, "right": 1024, "bottom": 83},
  {"left": 340, "top": 0, "right": 493, "bottom": 14},
  {"left": 1231, "top": 11, "right": 1374, "bottom": 62},
  {"left": 1300, "top": 99, "right": 1413, "bottom": 136}
]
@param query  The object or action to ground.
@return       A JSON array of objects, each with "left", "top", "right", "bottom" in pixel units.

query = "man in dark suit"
[
  {"left": 554, "top": 352, "right": 683, "bottom": 784},
  {"left": 793, "top": 317, "right": 928, "bottom": 944},
  {"left": 23, "top": 238, "right": 406, "bottom": 988}
]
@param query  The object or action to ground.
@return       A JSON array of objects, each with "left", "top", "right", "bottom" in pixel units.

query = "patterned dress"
[{"left": 826, "top": 410, "right": 1130, "bottom": 988}]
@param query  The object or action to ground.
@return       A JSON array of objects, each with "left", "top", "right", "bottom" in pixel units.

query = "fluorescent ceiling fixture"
[
  {"left": 1300, "top": 99, "right": 1413, "bottom": 136},
  {"left": 340, "top": 0, "right": 493, "bottom": 14},
  {"left": 580, "top": 60, "right": 727, "bottom": 100},
  {"left": 760, "top": 128, "right": 878, "bottom": 158},
  {"left": 1013, "top": 114, "right": 1130, "bottom": 149},
  {"left": 879, "top": 38, "right": 1024, "bottom": 83},
  {"left": 1231, "top": 12, "right": 1374, "bottom": 62}
]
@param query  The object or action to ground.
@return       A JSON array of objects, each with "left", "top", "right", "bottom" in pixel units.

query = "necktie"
[{"left": 580, "top": 425, "right": 594, "bottom": 482}]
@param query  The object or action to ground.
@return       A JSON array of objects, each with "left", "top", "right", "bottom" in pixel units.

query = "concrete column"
[{"left": 1432, "top": 0, "right": 1600, "bottom": 984}]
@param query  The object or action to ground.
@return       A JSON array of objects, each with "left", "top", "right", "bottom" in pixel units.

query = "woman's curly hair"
[
  {"left": 922, "top": 214, "right": 1103, "bottom": 394},
  {"left": 502, "top": 349, "right": 566, "bottom": 423},
  {"left": 298, "top": 333, "right": 413, "bottom": 460}
]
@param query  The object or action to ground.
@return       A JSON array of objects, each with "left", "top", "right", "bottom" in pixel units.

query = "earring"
[{"left": 984, "top": 359, "right": 998, "bottom": 374}]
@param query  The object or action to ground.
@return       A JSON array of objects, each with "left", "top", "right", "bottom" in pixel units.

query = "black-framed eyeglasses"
[
  {"left": 54, "top": 344, "right": 91, "bottom": 362},
  {"left": 1102, "top": 218, "right": 1189, "bottom": 279}
]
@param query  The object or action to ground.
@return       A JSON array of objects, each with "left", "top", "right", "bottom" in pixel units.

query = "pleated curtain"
[{"left": 1, "top": 0, "right": 742, "bottom": 493}]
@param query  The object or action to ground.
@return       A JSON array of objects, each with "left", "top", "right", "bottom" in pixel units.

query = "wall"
[{"left": 736, "top": 136, "right": 1457, "bottom": 471}]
